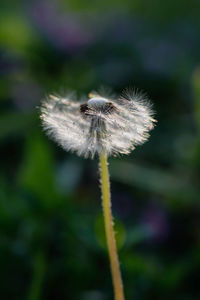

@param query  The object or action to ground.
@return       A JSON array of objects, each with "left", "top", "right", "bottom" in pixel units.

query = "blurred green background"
[{"left": 1, "top": 0, "right": 200, "bottom": 299}]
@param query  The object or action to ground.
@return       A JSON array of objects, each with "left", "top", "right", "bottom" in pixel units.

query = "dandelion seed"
[
  {"left": 40, "top": 88, "right": 156, "bottom": 300},
  {"left": 41, "top": 90, "right": 156, "bottom": 158}
]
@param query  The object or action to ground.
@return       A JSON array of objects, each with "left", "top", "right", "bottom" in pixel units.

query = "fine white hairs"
[{"left": 41, "top": 89, "right": 156, "bottom": 158}]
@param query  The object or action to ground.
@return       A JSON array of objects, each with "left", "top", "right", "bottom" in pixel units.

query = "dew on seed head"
[{"left": 88, "top": 97, "right": 108, "bottom": 108}]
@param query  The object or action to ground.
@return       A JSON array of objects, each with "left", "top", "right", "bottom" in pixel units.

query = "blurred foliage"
[{"left": 0, "top": 0, "right": 200, "bottom": 299}]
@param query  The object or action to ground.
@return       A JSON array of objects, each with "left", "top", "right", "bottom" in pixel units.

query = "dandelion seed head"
[{"left": 41, "top": 89, "right": 156, "bottom": 158}]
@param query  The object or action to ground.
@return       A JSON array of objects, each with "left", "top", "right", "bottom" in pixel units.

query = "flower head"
[{"left": 40, "top": 90, "right": 156, "bottom": 158}]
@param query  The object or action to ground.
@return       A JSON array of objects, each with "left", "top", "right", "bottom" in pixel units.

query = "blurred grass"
[{"left": 110, "top": 160, "right": 199, "bottom": 204}]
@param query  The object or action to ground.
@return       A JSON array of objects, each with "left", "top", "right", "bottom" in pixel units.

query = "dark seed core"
[{"left": 80, "top": 102, "right": 116, "bottom": 116}]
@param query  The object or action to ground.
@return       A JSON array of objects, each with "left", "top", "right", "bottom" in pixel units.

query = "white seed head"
[{"left": 40, "top": 90, "right": 156, "bottom": 158}]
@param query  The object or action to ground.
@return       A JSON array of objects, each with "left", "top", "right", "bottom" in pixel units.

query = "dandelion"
[{"left": 40, "top": 89, "right": 156, "bottom": 300}]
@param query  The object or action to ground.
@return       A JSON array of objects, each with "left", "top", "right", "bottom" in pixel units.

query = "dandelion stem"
[{"left": 99, "top": 152, "right": 125, "bottom": 300}]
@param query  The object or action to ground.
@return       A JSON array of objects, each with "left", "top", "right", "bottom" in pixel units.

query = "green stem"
[{"left": 99, "top": 152, "right": 125, "bottom": 300}]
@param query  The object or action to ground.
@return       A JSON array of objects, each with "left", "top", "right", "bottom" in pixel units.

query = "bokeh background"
[{"left": 1, "top": 0, "right": 200, "bottom": 299}]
